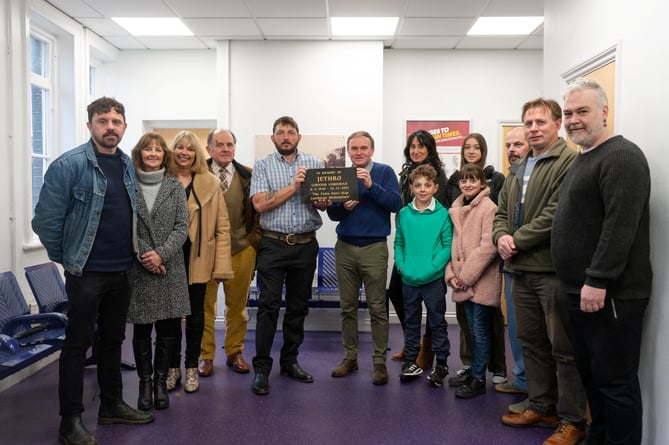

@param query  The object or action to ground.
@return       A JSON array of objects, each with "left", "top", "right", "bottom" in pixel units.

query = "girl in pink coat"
[{"left": 445, "top": 164, "right": 502, "bottom": 398}]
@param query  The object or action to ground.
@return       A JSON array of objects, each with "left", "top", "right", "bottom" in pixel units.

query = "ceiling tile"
[
  {"left": 403, "top": 0, "right": 490, "bottom": 18},
  {"left": 244, "top": 0, "right": 327, "bottom": 18},
  {"left": 256, "top": 18, "right": 328, "bottom": 36},
  {"left": 165, "top": 0, "right": 252, "bottom": 18},
  {"left": 76, "top": 18, "right": 130, "bottom": 36},
  {"left": 103, "top": 35, "right": 147, "bottom": 50},
  {"left": 329, "top": 0, "right": 407, "bottom": 17},
  {"left": 183, "top": 18, "right": 261, "bottom": 37},
  {"left": 43, "top": 0, "right": 103, "bottom": 18},
  {"left": 482, "top": 0, "right": 543, "bottom": 17},
  {"left": 399, "top": 18, "right": 473, "bottom": 36},
  {"left": 83, "top": 0, "right": 175, "bottom": 17},
  {"left": 132, "top": 36, "right": 209, "bottom": 49}
]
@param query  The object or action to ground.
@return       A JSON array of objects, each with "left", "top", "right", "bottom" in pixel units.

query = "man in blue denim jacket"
[{"left": 33, "top": 97, "right": 153, "bottom": 445}]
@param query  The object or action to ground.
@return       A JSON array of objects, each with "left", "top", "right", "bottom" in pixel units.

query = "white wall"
[
  {"left": 383, "top": 49, "right": 543, "bottom": 174},
  {"left": 102, "top": 49, "right": 218, "bottom": 151},
  {"left": 544, "top": 1, "right": 669, "bottom": 443}
]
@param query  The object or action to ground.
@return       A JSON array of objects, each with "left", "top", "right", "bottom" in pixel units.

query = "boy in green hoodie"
[{"left": 394, "top": 164, "right": 453, "bottom": 386}]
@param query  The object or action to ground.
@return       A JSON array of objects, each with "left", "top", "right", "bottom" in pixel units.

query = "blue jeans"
[
  {"left": 402, "top": 279, "right": 450, "bottom": 363},
  {"left": 462, "top": 300, "right": 491, "bottom": 381},
  {"left": 504, "top": 272, "right": 527, "bottom": 390}
]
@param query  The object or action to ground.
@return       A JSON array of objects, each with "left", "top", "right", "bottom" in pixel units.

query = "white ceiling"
[{"left": 43, "top": 0, "right": 544, "bottom": 51}]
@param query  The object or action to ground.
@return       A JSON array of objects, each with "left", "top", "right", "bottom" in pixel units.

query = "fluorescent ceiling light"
[
  {"left": 467, "top": 16, "right": 543, "bottom": 36},
  {"left": 112, "top": 17, "right": 193, "bottom": 36},
  {"left": 331, "top": 17, "right": 399, "bottom": 36}
]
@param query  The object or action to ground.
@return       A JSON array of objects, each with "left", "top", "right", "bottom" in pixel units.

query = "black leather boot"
[
  {"left": 133, "top": 337, "right": 153, "bottom": 411},
  {"left": 153, "top": 336, "right": 175, "bottom": 409},
  {"left": 98, "top": 399, "right": 155, "bottom": 425},
  {"left": 58, "top": 416, "right": 98, "bottom": 445}
]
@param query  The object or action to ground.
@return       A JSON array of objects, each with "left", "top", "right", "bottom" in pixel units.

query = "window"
[{"left": 29, "top": 32, "right": 54, "bottom": 214}]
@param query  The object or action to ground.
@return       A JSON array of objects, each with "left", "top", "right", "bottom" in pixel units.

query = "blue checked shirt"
[{"left": 251, "top": 150, "right": 323, "bottom": 234}]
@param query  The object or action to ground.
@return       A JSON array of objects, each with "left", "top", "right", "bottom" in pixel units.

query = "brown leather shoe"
[
  {"left": 501, "top": 409, "right": 559, "bottom": 428},
  {"left": 226, "top": 352, "right": 250, "bottom": 374},
  {"left": 543, "top": 423, "right": 586, "bottom": 445},
  {"left": 372, "top": 363, "right": 388, "bottom": 385},
  {"left": 198, "top": 359, "right": 213, "bottom": 377},
  {"left": 331, "top": 359, "right": 358, "bottom": 377}
]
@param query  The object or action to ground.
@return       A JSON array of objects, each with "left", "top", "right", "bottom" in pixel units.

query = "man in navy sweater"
[
  {"left": 553, "top": 77, "right": 652, "bottom": 445},
  {"left": 326, "top": 131, "right": 402, "bottom": 385}
]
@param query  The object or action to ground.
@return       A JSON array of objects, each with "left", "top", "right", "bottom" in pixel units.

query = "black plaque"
[{"left": 303, "top": 167, "right": 359, "bottom": 202}]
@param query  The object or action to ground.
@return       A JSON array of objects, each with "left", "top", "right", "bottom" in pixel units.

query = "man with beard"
[
  {"left": 249, "top": 116, "right": 326, "bottom": 395},
  {"left": 553, "top": 78, "right": 652, "bottom": 445},
  {"left": 33, "top": 97, "right": 154, "bottom": 445}
]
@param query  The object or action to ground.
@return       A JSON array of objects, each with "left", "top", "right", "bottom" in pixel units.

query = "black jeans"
[
  {"left": 60, "top": 271, "right": 130, "bottom": 417},
  {"left": 171, "top": 283, "right": 206, "bottom": 369},
  {"left": 252, "top": 237, "right": 318, "bottom": 373},
  {"left": 568, "top": 295, "right": 648, "bottom": 445}
]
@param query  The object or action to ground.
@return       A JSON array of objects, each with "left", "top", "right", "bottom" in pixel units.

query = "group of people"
[{"left": 33, "top": 75, "right": 651, "bottom": 445}]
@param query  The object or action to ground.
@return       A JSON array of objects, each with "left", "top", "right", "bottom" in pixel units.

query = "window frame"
[{"left": 28, "top": 27, "right": 57, "bottom": 219}]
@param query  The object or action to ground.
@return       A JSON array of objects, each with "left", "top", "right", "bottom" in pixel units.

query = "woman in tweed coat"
[{"left": 127, "top": 132, "right": 190, "bottom": 411}]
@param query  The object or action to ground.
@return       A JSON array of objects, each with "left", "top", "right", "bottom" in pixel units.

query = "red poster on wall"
[
  {"left": 405, "top": 120, "right": 471, "bottom": 178},
  {"left": 405, "top": 120, "right": 470, "bottom": 148}
]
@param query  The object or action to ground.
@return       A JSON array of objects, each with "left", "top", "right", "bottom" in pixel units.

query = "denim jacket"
[{"left": 32, "top": 139, "right": 138, "bottom": 276}]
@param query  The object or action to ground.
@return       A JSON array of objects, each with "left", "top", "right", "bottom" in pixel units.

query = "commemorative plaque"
[{"left": 303, "top": 167, "right": 358, "bottom": 203}]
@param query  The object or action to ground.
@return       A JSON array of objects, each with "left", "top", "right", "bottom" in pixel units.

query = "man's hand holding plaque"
[{"left": 303, "top": 167, "right": 359, "bottom": 204}]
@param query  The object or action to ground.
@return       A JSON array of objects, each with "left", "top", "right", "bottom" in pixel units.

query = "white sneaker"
[{"left": 492, "top": 371, "right": 508, "bottom": 384}]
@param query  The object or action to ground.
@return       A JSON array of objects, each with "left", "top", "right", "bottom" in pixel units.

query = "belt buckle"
[{"left": 285, "top": 233, "right": 297, "bottom": 246}]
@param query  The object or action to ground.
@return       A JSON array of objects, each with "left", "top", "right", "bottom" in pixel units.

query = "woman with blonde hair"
[{"left": 165, "top": 130, "right": 234, "bottom": 393}]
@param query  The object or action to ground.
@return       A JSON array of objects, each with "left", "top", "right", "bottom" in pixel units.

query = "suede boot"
[
  {"left": 132, "top": 338, "right": 153, "bottom": 411},
  {"left": 154, "top": 337, "right": 175, "bottom": 409},
  {"left": 416, "top": 335, "right": 434, "bottom": 371}
]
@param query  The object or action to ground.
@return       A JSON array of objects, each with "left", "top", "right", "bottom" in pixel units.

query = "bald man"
[
  {"left": 495, "top": 127, "right": 530, "bottom": 400},
  {"left": 199, "top": 129, "right": 261, "bottom": 377}
]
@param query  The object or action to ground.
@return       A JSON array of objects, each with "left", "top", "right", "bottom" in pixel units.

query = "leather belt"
[{"left": 263, "top": 230, "right": 316, "bottom": 246}]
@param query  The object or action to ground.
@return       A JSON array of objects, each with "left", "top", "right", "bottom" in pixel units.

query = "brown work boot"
[
  {"left": 331, "top": 358, "right": 359, "bottom": 377},
  {"left": 543, "top": 423, "right": 586, "bottom": 445},
  {"left": 501, "top": 409, "right": 559, "bottom": 428},
  {"left": 372, "top": 363, "right": 388, "bottom": 385}
]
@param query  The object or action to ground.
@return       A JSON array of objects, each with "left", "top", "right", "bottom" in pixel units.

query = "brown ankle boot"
[
  {"left": 416, "top": 335, "right": 434, "bottom": 370},
  {"left": 391, "top": 346, "right": 405, "bottom": 361}
]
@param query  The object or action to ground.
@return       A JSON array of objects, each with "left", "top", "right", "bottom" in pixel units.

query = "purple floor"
[{"left": 0, "top": 321, "right": 551, "bottom": 445}]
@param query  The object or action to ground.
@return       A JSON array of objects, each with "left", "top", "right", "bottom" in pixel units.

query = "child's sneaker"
[
  {"left": 427, "top": 364, "right": 449, "bottom": 387},
  {"left": 399, "top": 361, "right": 423, "bottom": 381}
]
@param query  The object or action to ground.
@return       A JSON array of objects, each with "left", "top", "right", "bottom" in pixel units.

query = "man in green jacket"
[{"left": 493, "top": 98, "right": 586, "bottom": 445}]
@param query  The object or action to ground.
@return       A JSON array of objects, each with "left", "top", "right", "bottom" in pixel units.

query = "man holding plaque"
[
  {"left": 327, "top": 131, "right": 402, "bottom": 385},
  {"left": 250, "top": 116, "right": 326, "bottom": 395}
]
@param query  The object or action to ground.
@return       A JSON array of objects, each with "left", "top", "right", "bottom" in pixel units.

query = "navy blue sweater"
[{"left": 327, "top": 162, "right": 402, "bottom": 246}]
